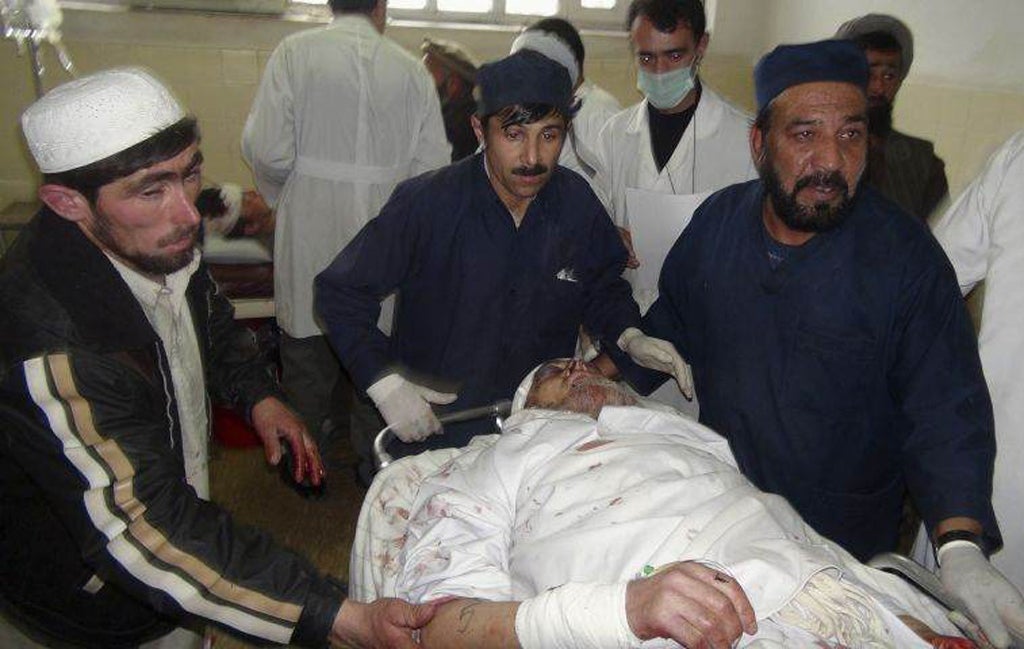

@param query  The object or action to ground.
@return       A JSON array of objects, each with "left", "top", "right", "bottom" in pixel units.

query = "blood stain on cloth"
[
  {"left": 577, "top": 439, "right": 612, "bottom": 452},
  {"left": 426, "top": 500, "right": 451, "bottom": 518}
]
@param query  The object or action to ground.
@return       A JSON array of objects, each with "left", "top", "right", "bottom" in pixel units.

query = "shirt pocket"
[
  {"left": 785, "top": 326, "right": 877, "bottom": 415},
  {"left": 536, "top": 270, "right": 584, "bottom": 335}
]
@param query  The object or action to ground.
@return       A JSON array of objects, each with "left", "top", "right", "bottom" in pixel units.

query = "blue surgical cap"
[
  {"left": 754, "top": 39, "right": 869, "bottom": 112},
  {"left": 475, "top": 50, "right": 572, "bottom": 117}
]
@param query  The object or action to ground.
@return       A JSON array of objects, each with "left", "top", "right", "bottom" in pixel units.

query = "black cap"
[
  {"left": 475, "top": 50, "right": 572, "bottom": 116},
  {"left": 755, "top": 39, "right": 869, "bottom": 112}
]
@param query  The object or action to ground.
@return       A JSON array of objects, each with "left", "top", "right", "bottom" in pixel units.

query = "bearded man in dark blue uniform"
[
  {"left": 316, "top": 50, "right": 689, "bottom": 471},
  {"left": 617, "top": 39, "right": 1024, "bottom": 648}
]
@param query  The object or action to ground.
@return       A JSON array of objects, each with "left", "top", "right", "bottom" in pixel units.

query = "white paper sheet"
[{"left": 624, "top": 188, "right": 711, "bottom": 312}]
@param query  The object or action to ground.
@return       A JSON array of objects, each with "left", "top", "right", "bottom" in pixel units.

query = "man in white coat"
[
  {"left": 593, "top": 0, "right": 754, "bottom": 415},
  {"left": 931, "top": 130, "right": 1024, "bottom": 593},
  {"left": 242, "top": 0, "right": 450, "bottom": 459}
]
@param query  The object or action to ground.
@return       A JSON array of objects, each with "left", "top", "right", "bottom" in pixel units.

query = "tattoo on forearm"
[{"left": 457, "top": 601, "right": 482, "bottom": 634}]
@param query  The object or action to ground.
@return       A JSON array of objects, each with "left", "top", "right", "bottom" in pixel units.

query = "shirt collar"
[
  {"left": 575, "top": 80, "right": 594, "bottom": 101},
  {"left": 105, "top": 249, "right": 201, "bottom": 313},
  {"left": 480, "top": 153, "right": 515, "bottom": 219},
  {"left": 329, "top": 12, "right": 380, "bottom": 35},
  {"left": 478, "top": 153, "right": 556, "bottom": 227}
]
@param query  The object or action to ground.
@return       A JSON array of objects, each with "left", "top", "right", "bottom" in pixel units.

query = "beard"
[
  {"left": 559, "top": 375, "right": 638, "bottom": 419},
  {"left": 867, "top": 99, "right": 893, "bottom": 137},
  {"left": 760, "top": 158, "right": 856, "bottom": 234},
  {"left": 91, "top": 211, "right": 198, "bottom": 276}
]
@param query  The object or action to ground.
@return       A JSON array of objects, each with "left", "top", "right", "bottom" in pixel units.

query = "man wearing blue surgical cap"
[
  {"left": 316, "top": 50, "right": 688, "bottom": 476},
  {"left": 614, "top": 39, "right": 1024, "bottom": 647}
]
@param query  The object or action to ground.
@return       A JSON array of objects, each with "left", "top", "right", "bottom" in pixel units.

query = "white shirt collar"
[
  {"left": 330, "top": 12, "right": 380, "bottom": 35},
  {"left": 105, "top": 249, "right": 201, "bottom": 314}
]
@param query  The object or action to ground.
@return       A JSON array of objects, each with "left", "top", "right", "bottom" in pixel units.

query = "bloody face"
[{"left": 525, "top": 359, "right": 637, "bottom": 418}]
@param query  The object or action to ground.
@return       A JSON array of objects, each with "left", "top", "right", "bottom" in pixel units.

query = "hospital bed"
[{"left": 353, "top": 402, "right": 1021, "bottom": 648}]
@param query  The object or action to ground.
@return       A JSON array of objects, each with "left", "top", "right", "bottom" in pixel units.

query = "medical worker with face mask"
[
  {"left": 592, "top": 0, "right": 755, "bottom": 416},
  {"left": 594, "top": 0, "right": 755, "bottom": 230}
]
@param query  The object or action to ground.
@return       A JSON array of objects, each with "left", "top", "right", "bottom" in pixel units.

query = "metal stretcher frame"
[
  {"left": 372, "top": 399, "right": 512, "bottom": 469},
  {"left": 869, "top": 553, "right": 1024, "bottom": 648}
]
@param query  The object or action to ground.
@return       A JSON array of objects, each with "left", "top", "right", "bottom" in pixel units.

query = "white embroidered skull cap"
[{"left": 21, "top": 67, "right": 186, "bottom": 174}]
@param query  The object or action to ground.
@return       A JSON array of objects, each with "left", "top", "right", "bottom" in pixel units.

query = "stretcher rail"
[
  {"left": 869, "top": 552, "right": 1023, "bottom": 648},
  {"left": 373, "top": 399, "right": 512, "bottom": 470}
]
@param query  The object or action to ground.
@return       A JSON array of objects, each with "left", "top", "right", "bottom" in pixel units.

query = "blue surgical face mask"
[{"left": 637, "top": 64, "right": 696, "bottom": 111}]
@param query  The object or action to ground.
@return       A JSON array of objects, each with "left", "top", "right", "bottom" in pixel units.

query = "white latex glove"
[
  {"left": 618, "top": 327, "right": 694, "bottom": 399},
  {"left": 939, "top": 542, "right": 1024, "bottom": 648},
  {"left": 366, "top": 374, "right": 458, "bottom": 443}
]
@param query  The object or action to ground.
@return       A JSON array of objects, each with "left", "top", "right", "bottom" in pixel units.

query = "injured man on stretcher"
[{"left": 377, "top": 359, "right": 976, "bottom": 648}]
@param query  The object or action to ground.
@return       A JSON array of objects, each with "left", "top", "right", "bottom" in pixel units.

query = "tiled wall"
[{"left": 1, "top": 7, "right": 1022, "bottom": 208}]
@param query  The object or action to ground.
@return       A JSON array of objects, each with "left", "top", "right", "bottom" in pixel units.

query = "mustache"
[
  {"left": 794, "top": 171, "right": 848, "bottom": 194},
  {"left": 512, "top": 164, "right": 549, "bottom": 177},
  {"left": 158, "top": 225, "right": 200, "bottom": 248}
]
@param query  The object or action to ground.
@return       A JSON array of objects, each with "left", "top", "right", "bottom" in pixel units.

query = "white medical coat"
[
  {"left": 242, "top": 15, "right": 450, "bottom": 338},
  {"left": 395, "top": 407, "right": 952, "bottom": 646},
  {"left": 931, "top": 130, "right": 1024, "bottom": 591},
  {"left": 593, "top": 84, "right": 756, "bottom": 229},
  {"left": 561, "top": 80, "right": 621, "bottom": 186},
  {"left": 593, "top": 85, "right": 755, "bottom": 416}
]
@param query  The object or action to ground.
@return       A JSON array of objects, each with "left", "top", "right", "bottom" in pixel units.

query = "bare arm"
[
  {"left": 934, "top": 516, "right": 983, "bottom": 539},
  {"left": 420, "top": 599, "right": 520, "bottom": 649},
  {"left": 417, "top": 562, "right": 757, "bottom": 649}
]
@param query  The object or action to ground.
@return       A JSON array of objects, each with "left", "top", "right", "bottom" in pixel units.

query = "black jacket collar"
[{"left": 29, "top": 207, "right": 160, "bottom": 353}]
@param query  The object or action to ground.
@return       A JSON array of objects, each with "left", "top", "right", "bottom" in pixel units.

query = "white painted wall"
[
  {"left": 1, "top": 2, "right": 1021, "bottom": 205},
  {"left": 712, "top": 0, "right": 1024, "bottom": 93},
  {"left": 707, "top": 0, "right": 767, "bottom": 59}
]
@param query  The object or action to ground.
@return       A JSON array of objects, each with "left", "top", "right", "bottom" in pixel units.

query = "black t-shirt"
[{"left": 647, "top": 83, "right": 702, "bottom": 172}]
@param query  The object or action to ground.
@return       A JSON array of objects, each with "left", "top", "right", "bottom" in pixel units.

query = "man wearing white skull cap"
[{"left": 0, "top": 68, "right": 435, "bottom": 649}]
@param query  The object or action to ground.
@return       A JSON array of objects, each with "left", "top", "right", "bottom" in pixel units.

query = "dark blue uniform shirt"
[
  {"left": 316, "top": 153, "right": 639, "bottom": 449},
  {"left": 623, "top": 180, "right": 999, "bottom": 561}
]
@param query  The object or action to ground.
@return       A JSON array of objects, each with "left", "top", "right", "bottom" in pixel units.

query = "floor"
[{"left": 208, "top": 428, "right": 366, "bottom": 648}]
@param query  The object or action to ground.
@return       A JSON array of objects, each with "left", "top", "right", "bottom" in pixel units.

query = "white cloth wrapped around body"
[{"left": 392, "top": 406, "right": 957, "bottom": 646}]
